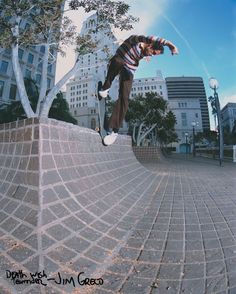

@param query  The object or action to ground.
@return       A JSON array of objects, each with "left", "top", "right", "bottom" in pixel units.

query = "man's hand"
[
  {"left": 170, "top": 45, "right": 179, "bottom": 55},
  {"left": 165, "top": 41, "right": 179, "bottom": 55}
]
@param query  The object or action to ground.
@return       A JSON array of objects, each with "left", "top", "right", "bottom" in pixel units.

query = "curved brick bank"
[
  {"left": 0, "top": 118, "right": 160, "bottom": 294},
  {"left": 1, "top": 119, "right": 236, "bottom": 294}
]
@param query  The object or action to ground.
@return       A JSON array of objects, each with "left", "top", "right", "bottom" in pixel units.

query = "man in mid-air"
[{"left": 99, "top": 35, "right": 179, "bottom": 146}]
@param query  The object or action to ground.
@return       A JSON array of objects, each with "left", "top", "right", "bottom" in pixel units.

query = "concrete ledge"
[
  {"left": 0, "top": 118, "right": 158, "bottom": 293},
  {"left": 133, "top": 146, "right": 162, "bottom": 162}
]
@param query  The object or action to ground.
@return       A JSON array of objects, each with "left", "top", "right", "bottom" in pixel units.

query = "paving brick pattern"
[
  {"left": 0, "top": 119, "right": 236, "bottom": 294},
  {"left": 0, "top": 119, "right": 158, "bottom": 293},
  {"left": 99, "top": 159, "right": 236, "bottom": 294},
  {"left": 132, "top": 147, "right": 163, "bottom": 162}
]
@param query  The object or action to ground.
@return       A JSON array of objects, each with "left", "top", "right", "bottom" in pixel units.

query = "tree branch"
[
  {"left": 39, "top": 60, "right": 81, "bottom": 117},
  {"left": 139, "top": 123, "right": 157, "bottom": 146}
]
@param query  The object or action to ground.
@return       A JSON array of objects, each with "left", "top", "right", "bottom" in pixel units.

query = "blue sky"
[
  {"left": 57, "top": 0, "right": 236, "bottom": 127},
  {"left": 129, "top": 0, "right": 236, "bottom": 107}
]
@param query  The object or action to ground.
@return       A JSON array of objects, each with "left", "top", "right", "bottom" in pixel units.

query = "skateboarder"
[{"left": 99, "top": 35, "right": 179, "bottom": 145}]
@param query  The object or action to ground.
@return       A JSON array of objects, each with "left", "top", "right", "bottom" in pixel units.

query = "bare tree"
[{"left": 0, "top": 0, "right": 138, "bottom": 118}]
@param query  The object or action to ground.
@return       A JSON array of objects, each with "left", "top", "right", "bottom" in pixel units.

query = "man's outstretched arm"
[
  {"left": 125, "top": 35, "right": 179, "bottom": 54},
  {"left": 161, "top": 39, "right": 179, "bottom": 55}
]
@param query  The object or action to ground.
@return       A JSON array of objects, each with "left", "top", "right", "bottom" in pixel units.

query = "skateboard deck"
[{"left": 97, "top": 81, "right": 109, "bottom": 142}]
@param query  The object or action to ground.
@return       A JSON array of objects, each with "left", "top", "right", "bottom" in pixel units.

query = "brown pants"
[{"left": 102, "top": 55, "right": 133, "bottom": 131}]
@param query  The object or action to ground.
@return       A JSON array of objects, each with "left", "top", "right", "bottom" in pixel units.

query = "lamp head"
[{"left": 209, "top": 78, "right": 219, "bottom": 90}]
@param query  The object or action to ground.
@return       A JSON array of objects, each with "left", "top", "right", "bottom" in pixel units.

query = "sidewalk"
[{"left": 98, "top": 155, "right": 236, "bottom": 294}]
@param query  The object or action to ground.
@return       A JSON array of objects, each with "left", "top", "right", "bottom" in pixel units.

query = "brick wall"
[
  {"left": 0, "top": 118, "right": 159, "bottom": 293},
  {"left": 132, "top": 146, "right": 162, "bottom": 162}
]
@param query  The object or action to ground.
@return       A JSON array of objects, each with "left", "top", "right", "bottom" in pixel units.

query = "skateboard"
[{"left": 97, "top": 81, "right": 109, "bottom": 144}]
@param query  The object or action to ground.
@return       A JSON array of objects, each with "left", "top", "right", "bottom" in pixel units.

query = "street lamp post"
[
  {"left": 185, "top": 132, "right": 189, "bottom": 155},
  {"left": 209, "top": 78, "right": 223, "bottom": 166},
  {"left": 191, "top": 122, "right": 196, "bottom": 157}
]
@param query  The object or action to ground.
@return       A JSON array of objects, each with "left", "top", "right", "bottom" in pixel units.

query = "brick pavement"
[
  {"left": 0, "top": 119, "right": 236, "bottom": 294},
  {"left": 99, "top": 157, "right": 236, "bottom": 294}
]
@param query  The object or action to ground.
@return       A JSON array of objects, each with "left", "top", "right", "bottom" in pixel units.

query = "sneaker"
[
  {"left": 103, "top": 132, "right": 118, "bottom": 146},
  {"left": 99, "top": 88, "right": 110, "bottom": 98}
]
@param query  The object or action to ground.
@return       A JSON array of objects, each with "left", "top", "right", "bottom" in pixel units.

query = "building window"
[
  {"left": 47, "top": 78, "right": 51, "bottom": 89},
  {"left": 37, "top": 58, "right": 42, "bottom": 71},
  {"left": 25, "top": 69, "right": 31, "bottom": 78},
  {"left": 91, "top": 118, "right": 96, "bottom": 129},
  {"left": 36, "top": 74, "right": 41, "bottom": 84},
  {"left": 195, "top": 113, "right": 199, "bottom": 118},
  {"left": 40, "top": 46, "right": 45, "bottom": 54},
  {"left": 0, "top": 61, "right": 8, "bottom": 74},
  {"left": 9, "top": 84, "right": 17, "bottom": 100},
  {"left": 4, "top": 48, "right": 11, "bottom": 55},
  {"left": 18, "top": 48, "right": 24, "bottom": 60},
  {"left": 25, "top": 23, "right": 30, "bottom": 30},
  {"left": 181, "top": 113, "right": 187, "bottom": 127},
  {"left": 48, "top": 64, "right": 52, "bottom": 73},
  {"left": 27, "top": 53, "right": 34, "bottom": 64},
  {"left": 0, "top": 80, "right": 4, "bottom": 97}
]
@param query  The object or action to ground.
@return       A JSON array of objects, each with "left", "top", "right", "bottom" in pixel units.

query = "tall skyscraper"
[
  {"left": 65, "top": 14, "right": 119, "bottom": 128},
  {"left": 166, "top": 77, "right": 210, "bottom": 131}
]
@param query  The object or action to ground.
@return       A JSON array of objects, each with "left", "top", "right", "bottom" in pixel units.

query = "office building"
[
  {"left": 0, "top": 11, "right": 58, "bottom": 105},
  {"left": 166, "top": 77, "right": 210, "bottom": 130},
  {"left": 221, "top": 102, "right": 236, "bottom": 131}
]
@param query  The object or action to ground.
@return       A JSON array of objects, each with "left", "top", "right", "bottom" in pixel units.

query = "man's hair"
[{"left": 152, "top": 42, "right": 164, "bottom": 53}]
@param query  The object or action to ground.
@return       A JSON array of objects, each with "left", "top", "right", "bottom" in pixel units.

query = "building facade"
[
  {"left": 165, "top": 77, "right": 209, "bottom": 152},
  {"left": 221, "top": 102, "right": 236, "bottom": 131},
  {"left": 166, "top": 77, "right": 210, "bottom": 131},
  {"left": 0, "top": 12, "right": 58, "bottom": 105},
  {"left": 0, "top": 47, "right": 56, "bottom": 105},
  {"left": 168, "top": 98, "right": 203, "bottom": 152},
  {"left": 131, "top": 71, "right": 168, "bottom": 100},
  {"left": 65, "top": 14, "right": 120, "bottom": 129}
]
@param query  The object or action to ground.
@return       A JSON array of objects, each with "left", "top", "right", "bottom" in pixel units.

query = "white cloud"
[
  {"left": 114, "top": 0, "right": 168, "bottom": 42},
  {"left": 221, "top": 93, "right": 236, "bottom": 108}
]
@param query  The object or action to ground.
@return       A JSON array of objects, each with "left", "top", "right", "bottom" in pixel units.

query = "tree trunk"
[
  {"left": 39, "top": 60, "right": 81, "bottom": 118},
  {"left": 136, "top": 122, "right": 144, "bottom": 146},
  {"left": 137, "top": 123, "right": 157, "bottom": 146},
  {"left": 11, "top": 44, "right": 36, "bottom": 118},
  {"left": 132, "top": 124, "right": 137, "bottom": 144},
  {"left": 36, "top": 44, "right": 50, "bottom": 116}
]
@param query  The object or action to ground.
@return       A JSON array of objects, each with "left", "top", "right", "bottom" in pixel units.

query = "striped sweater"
[{"left": 116, "top": 35, "right": 167, "bottom": 73}]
